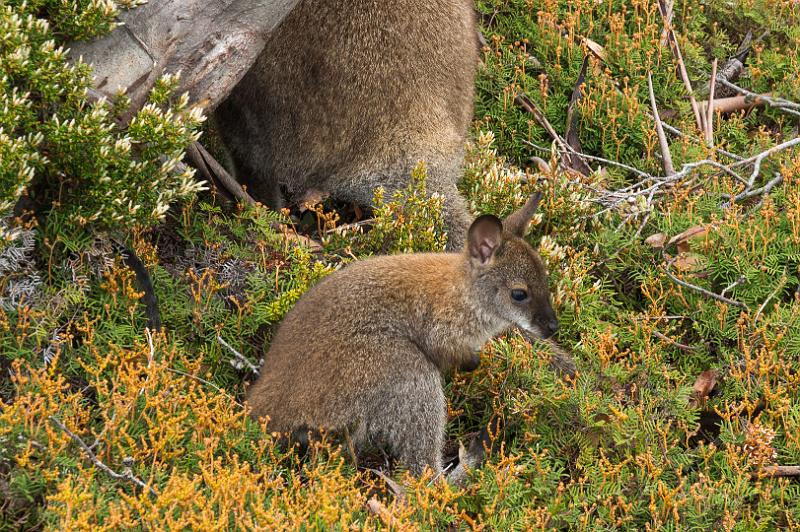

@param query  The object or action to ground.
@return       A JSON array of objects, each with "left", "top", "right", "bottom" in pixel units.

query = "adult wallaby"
[
  {"left": 214, "top": 0, "right": 479, "bottom": 248},
  {"left": 246, "top": 193, "right": 558, "bottom": 478}
]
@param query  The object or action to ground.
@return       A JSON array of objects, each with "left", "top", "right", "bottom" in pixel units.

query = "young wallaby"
[
  {"left": 246, "top": 193, "right": 558, "bottom": 478},
  {"left": 214, "top": 0, "right": 479, "bottom": 248}
]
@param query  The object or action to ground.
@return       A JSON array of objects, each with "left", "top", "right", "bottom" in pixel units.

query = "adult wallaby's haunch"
[
  {"left": 214, "top": 0, "right": 479, "bottom": 248},
  {"left": 246, "top": 193, "right": 558, "bottom": 479}
]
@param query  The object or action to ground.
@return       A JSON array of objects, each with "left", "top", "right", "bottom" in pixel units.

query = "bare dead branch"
[
  {"left": 718, "top": 79, "right": 800, "bottom": 118},
  {"left": 754, "top": 269, "right": 787, "bottom": 321},
  {"left": 652, "top": 330, "right": 698, "bottom": 352},
  {"left": 514, "top": 94, "right": 571, "bottom": 155},
  {"left": 49, "top": 416, "right": 157, "bottom": 497},
  {"left": 699, "top": 94, "right": 769, "bottom": 115},
  {"left": 521, "top": 139, "right": 652, "bottom": 180},
  {"left": 660, "top": 121, "right": 743, "bottom": 161},
  {"left": 758, "top": 465, "right": 800, "bottom": 478},
  {"left": 657, "top": 0, "right": 673, "bottom": 47},
  {"left": 732, "top": 136, "right": 800, "bottom": 190},
  {"left": 218, "top": 335, "right": 260, "bottom": 375},
  {"left": 706, "top": 59, "right": 718, "bottom": 147},
  {"left": 648, "top": 72, "right": 675, "bottom": 176},
  {"left": 186, "top": 142, "right": 257, "bottom": 206},
  {"left": 367, "top": 468, "right": 407, "bottom": 500},
  {"left": 656, "top": 2, "right": 703, "bottom": 131},
  {"left": 564, "top": 56, "right": 593, "bottom": 176},
  {"left": 662, "top": 250, "right": 748, "bottom": 310},
  {"left": 720, "top": 276, "right": 747, "bottom": 298}
]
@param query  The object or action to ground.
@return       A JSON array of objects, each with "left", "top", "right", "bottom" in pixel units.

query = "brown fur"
[
  {"left": 214, "top": 0, "right": 479, "bottom": 248},
  {"left": 246, "top": 194, "right": 558, "bottom": 476}
]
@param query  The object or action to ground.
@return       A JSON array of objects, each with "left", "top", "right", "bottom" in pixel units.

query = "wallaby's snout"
[{"left": 537, "top": 303, "right": 559, "bottom": 339}]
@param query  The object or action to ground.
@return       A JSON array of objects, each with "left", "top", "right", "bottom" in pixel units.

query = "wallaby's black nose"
[{"left": 544, "top": 319, "right": 559, "bottom": 338}]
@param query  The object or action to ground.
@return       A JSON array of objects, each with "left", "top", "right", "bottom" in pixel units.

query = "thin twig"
[
  {"left": 699, "top": 94, "right": 769, "bottom": 115},
  {"left": 732, "top": 136, "right": 800, "bottom": 189},
  {"left": 217, "top": 335, "right": 261, "bottom": 375},
  {"left": 141, "top": 328, "right": 155, "bottom": 396},
  {"left": 661, "top": 122, "right": 743, "bottom": 161},
  {"left": 648, "top": 72, "right": 675, "bottom": 176},
  {"left": 662, "top": 250, "right": 748, "bottom": 310},
  {"left": 652, "top": 330, "right": 698, "bottom": 352},
  {"left": 720, "top": 276, "right": 747, "bottom": 298},
  {"left": 656, "top": 2, "right": 703, "bottom": 131},
  {"left": 49, "top": 416, "right": 157, "bottom": 497},
  {"left": 706, "top": 59, "right": 718, "bottom": 147},
  {"left": 325, "top": 218, "right": 376, "bottom": 235},
  {"left": 723, "top": 173, "right": 785, "bottom": 206},
  {"left": 521, "top": 139, "right": 652, "bottom": 179},
  {"left": 514, "top": 94, "right": 572, "bottom": 155},
  {"left": 165, "top": 368, "right": 244, "bottom": 407},
  {"left": 657, "top": 0, "right": 673, "bottom": 47},
  {"left": 754, "top": 270, "right": 787, "bottom": 322},
  {"left": 367, "top": 468, "right": 407, "bottom": 500}
]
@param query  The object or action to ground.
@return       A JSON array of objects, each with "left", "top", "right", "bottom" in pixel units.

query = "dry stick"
[
  {"left": 720, "top": 276, "right": 747, "bottom": 298},
  {"left": 717, "top": 79, "right": 800, "bottom": 115},
  {"left": 661, "top": 121, "right": 743, "bottom": 161},
  {"left": 514, "top": 94, "right": 571, "bottom": 154},
  {"left": 521, "top": 139, "right": 653, "bottom": 180},
  {"left": 656, "top": 3, "right": 703, "bottom": 131},
  {"left": 90, "top": 329, "right": 156, "bottom": 451},
  {"left": 706, "top": 59, "right": 718, "bottom": 147},
  {"left": 734, "top": 174, "right": 784, "bottom": 205},
  {"left": 367, "top": 468, "right": 407, "bottom": 500},
  {"left": 186, "top": 142, "right": 257, "bottom": 206},
  {"left": 647, "top": 72, "right": 675, "bottom": 176},
  {"left": 217, "top": 335, "right": 260, "bottom": 375},
  {"left": 165, "top": 367, "right": 244, "bottom": 407},
  {"left": 325, "top": 218, "right": 376, "bottom": 235},
  {"left": 658, "top": 0, "right": 674, "bottom": 47},
  {"left": 754, "top": 270, "right": 787, "bottom": 322},
  {"left": 699, "top": 94, "right": 769, "bottom": 115},
  {"left": 758, "top": 465, "right": 800, "bottom": 478},
  {"left": 652, "top": 330, "right": 698, "bottom": 352},
  {"left": 661, "top": 250, "right": 748, "bottom": 309},
  {"left": 49, "top": 416, "right": 158, "bottom": 497},
  {"left": 732, "top": 136, "right": 800, "bottom": 189},
  {"left": 187, "top": 142, "right": 322, "bottom": 251}
]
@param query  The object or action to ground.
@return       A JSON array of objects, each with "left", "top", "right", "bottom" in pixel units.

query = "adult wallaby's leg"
[
  {"left": 213, "top": 98, "right": 284, "bottom": 210},
  {"left": 368, "top": 368, "right": 447, "bottom": 476}
]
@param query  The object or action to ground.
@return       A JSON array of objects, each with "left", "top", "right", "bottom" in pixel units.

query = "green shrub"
[{"left": 0, "top": 2, "right": 203, "bottom": 245}]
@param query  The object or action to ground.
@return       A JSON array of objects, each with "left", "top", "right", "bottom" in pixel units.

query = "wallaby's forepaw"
[
  {"left": 458, "top": 351, "right": 481, "bottom": 372},
  {"left": 446, "top": 416, "right": 501, "bottom": 487}
]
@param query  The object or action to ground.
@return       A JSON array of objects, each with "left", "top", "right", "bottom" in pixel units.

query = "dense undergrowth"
[{"left": 2, "top": 0, "right": 800, "bottom": 529}]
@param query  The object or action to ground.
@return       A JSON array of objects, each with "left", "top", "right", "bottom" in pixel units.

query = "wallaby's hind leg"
[
  {"left": 367, "top": 368, "right": 447, "bottom": 476},
  {"left": 213, "top": 103, "right": 284, "bottom": 210}
]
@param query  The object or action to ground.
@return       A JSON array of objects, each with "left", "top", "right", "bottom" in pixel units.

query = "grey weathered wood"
[{"left": 69, "top": 0, "right": 298, "bottom": 116}]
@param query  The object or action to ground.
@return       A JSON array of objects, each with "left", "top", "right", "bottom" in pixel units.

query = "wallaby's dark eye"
[{"left": 510, "top": 288, "right": 528, "bottom": 302}]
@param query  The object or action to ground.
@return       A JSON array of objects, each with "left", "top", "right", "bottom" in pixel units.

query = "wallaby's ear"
[
  {"left": 503, "top": 192, "right": 541, "bottom": 237},
  {"left": 467, "top": 215, "right": 503, "bottom": 265}
]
